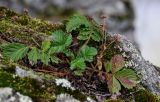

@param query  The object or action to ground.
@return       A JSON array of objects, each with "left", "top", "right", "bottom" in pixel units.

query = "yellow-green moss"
[
  {"left": 134, "top": 89, "right": 160, "bottom": 102},
  {"left": 105, "top": 99, "right": 124, "bottom": 102},
  {"left": 0, "top": 70, "right": 56, "bottom": 102},
  {"left": 0, "top": 7, "right": 64, "bottom": 46}
]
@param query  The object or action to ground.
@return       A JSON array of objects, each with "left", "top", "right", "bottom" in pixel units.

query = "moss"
[
  {"left": 0, "top": 59, "right": 88, "bottom": 102},
  {"left": 0, "top": 7, "right": 64, "bottom": 46},
  {"left": 105, "top": 99, "right": 124, "bottom": 102},
  {"left": 134, "top": 89, "right": 160, "bottom": 102},
  {"left": 0, "top": 70, "right": 56, "bottom": 102},
  {"left": 55, "top": 86, "right": 87, "bottom": 101}
]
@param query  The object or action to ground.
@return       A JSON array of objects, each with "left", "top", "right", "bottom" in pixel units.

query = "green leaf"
[
  {"left": 74, "top": 70, "right": 84, "bottom": 76},
  {"left": 52, "top": 30, "right": 72, "bottom": 53},
  {"left": 77, "top": 30, "right": 90, "bottom": 40},
  {"left": 78, "top": 29, "right": 101, "bottom": 42},
  {"left": 79, "top": 45, "right": 97, "bottom": 62},
  {"left": 70, "top": 58, "right": 86, "bottom": 71},
  {"left": 65, "top": 34, "right": 72, "bottom": 47},
  {"left": 48, "top": 47, "right": 57, "bottom": 55},
  {"left": 104, "top": 61, "right": 112, "bottom": 73},
  {"left": 2, "top": 43, "right": 29, "bottom": 61},
  {"left": 66, "top": 14, "right": 91, "bottom": 32},
  {"left": 91, "top": 30, "right": 101, "bottom": 42},
  {"left": 50, "top": 56, "right": 59, "bottom": 64},
  {"left": 52, "top": 30, "right": 65, "bottom": 44},
  {"left": 50, "top": 46, "right": 66, "bottom": 53},
  {"left": 111, "top": 54, "right": 125, "bottom": 73},
  {"left": 28, "top": 47, "right": 40, "bottom": 64},
  {"left": 63, "top": 50, "right": 75, "bottom": 59},
  {"left": 41, "top": 40, "right": 51, "bottom": 52},
  {"left": 40, "top": 52, "right": 50, "bottom": 65},
  {"left": 107, "top": 74, "right": 121, "bottom": 93},
  {"left": 115, "top": 69, "right": 139, "bottom": 89}
]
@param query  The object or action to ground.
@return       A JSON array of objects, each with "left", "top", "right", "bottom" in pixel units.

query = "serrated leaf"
[
  {"left": 65, "top": 34, "right": 72, "bottom": 47},
  {"left": 48, "top": 47, "right": 57, "bottom": 55},
  {"left": 115, "top": 69, "right": 139, "bottom": 89},
  {"left": 66, "top": 14, "right": 91, "bottom": 32},
  {"left": 63, "top": 50, "right": 75, "bottom": 59},
  {"left": 78, "top": 29, "right": 101, "bottom": 42},
  {"left": 104, "top": 61, "right": 112, "bottom": 73},
  {"left": 50, "top": 56, "right": 59, "bottom": 64},
  {"left": 28, "top": 47, "right": 40, "bottom": 64},
  {"left": 77, "top": 30, "right": 90, "bottom": 40},
  {"left": 52, "top": 30, "right": 72, "bottom": 53},
  {"left": 91, "top": 30, "right": 101, "bottom": 42},
  {"left": 2, "top": 43, "right": 29, "bottom": 61},
  {"left": 52, "top": 30, "right": 65, "bottom": 44},
  {"left": 112, "top": 54, "right": 125, "bottom": 73},
  {"left": 107, "top": 74, "right": 121, "bottom": 93},
  {"left": 41, "top": 40, "right": 51, "bottom": 52},
  {"left": 79, "top": 46, "right": 97, "bottom": 62},
  {"left": 40, "top": 52, "right": 50, "bottom": 65},
  {"left": 70, "top": 58, "right": 86, "bottom": 71},
  {"left": 50, "top": 46, "right": 65, "bottom": 53}
]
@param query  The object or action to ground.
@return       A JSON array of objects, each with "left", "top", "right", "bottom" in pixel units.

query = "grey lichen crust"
[
  {"left": 118, "top": 35, "right": 160, "bottom": 95},
  {"left": 0, "top": 87, "right": 33, "bottom": 102}
]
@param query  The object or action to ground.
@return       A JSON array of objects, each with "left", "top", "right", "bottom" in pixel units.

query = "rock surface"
[
  {"left": 119, "top": 35, "right": 160, "bottom": 95},
  {"left": 0, "top": 87, "right": 33, "bottom": 102},
  {"left": 0, "top": 7, "right": 160, "bottom": 102}
]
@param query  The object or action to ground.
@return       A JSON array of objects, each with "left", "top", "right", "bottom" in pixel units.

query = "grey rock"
[
  {"left": 0, "top": 87, "right": 32, "bottom": 102},
  {"left": 56, "top": 93, "right": 80, "bottom": 102},
  {"left": 118, "top": 35, "right": 160, "bottom": 95}
]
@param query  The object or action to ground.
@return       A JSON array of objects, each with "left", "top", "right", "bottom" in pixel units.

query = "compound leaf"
[
  {"left": 66, "top": 14, "right": 91, "bottom": 32},
  {"left": 70, "top": 58, "right": 86, "bottom": 71},
  {"left": 79, "top": 45, "right": 97, "bottom": 62},
  {"left": 40, "top": 52, "right": 50, "bottom": 65},
  {"left": 115, "top": 69, "right": 139, "bottom": 89},
  {"left": 41, "top": 40, "right": 51, "bottom": 52},
  {"left": 112, "top": 54, "right": 125, "bottom": 73},
  {"left": 2, "top": 43, "right": 29, "bottom": 62},
  {"left": 107, "top": 74, "right": 121, "bottom": 93},
  {"left": 28, "top": 47, "right": 40, "bottom": 64}
]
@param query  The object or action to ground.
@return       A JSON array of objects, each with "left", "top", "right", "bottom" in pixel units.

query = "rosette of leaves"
[
  {"left": 50, "top": 30, "right": 72, "bottom": 54},
  {"left": 66, "top": 14, "right": 102, "bottom": 42},
  {"left": 104, "top": 54, "right": 139, "bottom": 93}
]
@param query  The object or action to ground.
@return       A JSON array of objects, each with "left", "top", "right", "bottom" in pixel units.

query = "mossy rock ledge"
[{"left": 0, "top": 7, "right": 160, "bottom": 102}]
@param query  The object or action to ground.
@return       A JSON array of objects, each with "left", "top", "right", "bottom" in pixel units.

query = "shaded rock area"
[
  {"left": 0, "top": 87, "right": 33, "bottom": 102},
  {"left": 0, "top": 7, "right": 160, "bottom": 102}
]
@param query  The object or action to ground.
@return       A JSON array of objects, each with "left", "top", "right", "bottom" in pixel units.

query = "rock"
[
  {"left": 55, "top": 78, "right": 75, "bottom": 90},
  {"left": 118, "top": 35, "right": 160, "bottom": 95},
  {"left": 56, "top": 93, "right": 80, "bottom": 102},
  {"left": 0, "top": 87, "right": 33, "bottom": 102},
  {"left": 0, "top": 7, "right": 159, "bottom": 101}
]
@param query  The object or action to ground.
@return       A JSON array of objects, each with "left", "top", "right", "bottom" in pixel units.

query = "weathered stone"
[
  {"left": 118, "top": 35, "right": 160, "bottom": 95},
  {"left": 0, "top": 87, "right": 33, "bottom": 102}
]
